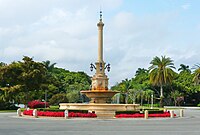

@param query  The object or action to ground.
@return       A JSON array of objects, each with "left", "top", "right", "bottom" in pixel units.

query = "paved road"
[{"left": 0, "top": 109, "right": 199, "bottom": 135}]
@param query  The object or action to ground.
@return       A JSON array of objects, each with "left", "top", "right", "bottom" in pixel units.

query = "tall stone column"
[
  {"left": 91, "top": 11, "right": 109, "bottom": 91},
  {"left": 97, "top": 19, "right": 104, "bottom": 63}
]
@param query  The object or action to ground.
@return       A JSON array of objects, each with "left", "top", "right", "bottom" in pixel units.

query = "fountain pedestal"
[{"left": 81, "top": 90, "right": 118, "bottom": 103}]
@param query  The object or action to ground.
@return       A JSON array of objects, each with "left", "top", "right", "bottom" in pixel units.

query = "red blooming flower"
[
  {"left": 115, "top": 112, "right": 175, "bottom": 118},
  {"left": 23, "top": 110, "right": 97, "bottom": 118},
  {"left": 28, "top": 100, "right": 49, "bottom": 109}
]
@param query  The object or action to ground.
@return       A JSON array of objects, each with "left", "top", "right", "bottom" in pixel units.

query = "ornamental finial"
[{"left": 100, "top": 10, "right": 102, "bottom": 21}]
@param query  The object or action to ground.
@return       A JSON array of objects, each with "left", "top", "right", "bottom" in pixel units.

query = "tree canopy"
[
  {"left": 0, "top": 56, "right": 91, "bottom": 107},
  {"left": 0, "top": 55, "right": 200, "bottom": 108}
]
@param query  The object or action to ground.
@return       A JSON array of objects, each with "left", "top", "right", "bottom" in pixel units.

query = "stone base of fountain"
[
  {"left": 81, "top": 90, "right": 118, "bottom": 103},
  {"left": 59, "top": 103, "right": 140, "bottom": 118},
  {"left": 60, "top": 90, "right": 140, "bottom": 118}
]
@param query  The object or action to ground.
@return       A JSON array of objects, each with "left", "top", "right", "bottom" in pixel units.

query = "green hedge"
[
  {"left": 116, "top": 111, "right": 139, "bottom": 115},
  {"left": 36, "top": 108, "right": 88, "bottom": 113},
  {"left": 0, "top": 102, "right": 19, "bottom": 110},
  {"left": 143, "top": 104, "right": 160, "bottom": 107},
  {"left": 37, "top": 108, "right": 64, "bottom": 112},
  {"left": 116, "top": 109, "right": 164, "bottom": 115},
  {"left": 36, "top": 108, "right": 164, "bottom": 114}
]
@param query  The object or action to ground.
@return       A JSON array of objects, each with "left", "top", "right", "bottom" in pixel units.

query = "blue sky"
[{"left": 0, "top": 0, "right": 200, "bottom": 86}]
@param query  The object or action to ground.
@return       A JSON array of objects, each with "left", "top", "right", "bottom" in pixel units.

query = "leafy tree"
[
  {"left": 0, "top": 62, "right": 6, "bottom": 67},
  {"left": 135, "top": 68, "right": 148, "bottom": 77},
  {"left": 170, "top": 90, "right": 183, "bottom": 106},
  {"left": 149, "top": 56, "right": 176, "bottom": 107},
  {"left": 19, "top": 56, "right": 48, "bottom": 105},
  {"left": 49, "top": 93, "right": 68, "bottom": 105},
  {"left": 193, "top": 64, "right": 200, "bottom": 85},
  {"left": 0, "top": 56, "right": 48, "bottom": 106},
  {"left": 129, "top": 88, "right": 143, "bottom": 104},
  {"left": 66, "top": 90, "right": 80, "bottom": 103},
  {"left": 0, "top": 62, "right": 23, "bottom": 103}
]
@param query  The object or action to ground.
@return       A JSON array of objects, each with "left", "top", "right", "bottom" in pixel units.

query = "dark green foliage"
[
  {"left": 111, "top": 61, "right": 200, "bottom": 106},
  {"left": 37, "top": 108, "right": 65, "bottom": 112},
  {"left": 0, "top": 57, "right": 91, "bottom": 105},
  {"left": 0, "top": 100, "right": 19, "bottom": 110},
  {"left": 0, "top": 55, "right": 200, "bottom": 106},
  {"left": 37, "top": 108, "right": 88, "bottom": 113},
  {"left": 116, "top": 111, "right": 140, "bottom": 115},
  {"left": 49, "top": 93, "right": 68, "bottom": 105},
  {"left": 116, "top": 109, "right": 163, "bottom": 115}
]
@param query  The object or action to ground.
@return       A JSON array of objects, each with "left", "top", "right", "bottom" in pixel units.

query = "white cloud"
[
  {"left": 0, "top": 0, "right": 200, "bottom": 87},
  {"left": 181, "top": 3, "right": 191, "bottom": 10}
]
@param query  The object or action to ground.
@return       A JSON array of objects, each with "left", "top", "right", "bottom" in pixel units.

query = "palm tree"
[
  {"left": 135, "top": 68, "right": 148, "bottom": 76},
  {"left": 42, "top": 60, "right": 56, "bottom": 107},
  {"left": 42, "top": 60, "right": 56, "bottom": 72},
  {"left": 0, "top": 62, "right": 6, "bottom": 67},
  {"left": 178, "top": 64, "right": 191, "bottom": 73},
  {"left": 193, "top": 64, "right": 200, "bottom": 85},
  {"left": 144, "top": 89, "right": 154, "bottom": 105},
  {"left": 128, "top": 88, "right": 142, "bottom": 104},
  {"left": 121, "top": 79, "right": 131, "bottom": 104},
  {"left": 149, "top": 56, "right": 175, "bottom": 107},
  {"left": 170, "top": 90, "right": 182, "bottom": 106}
]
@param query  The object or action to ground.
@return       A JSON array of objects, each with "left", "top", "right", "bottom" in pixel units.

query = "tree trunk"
[
  {"left": 140, "top": 96, "right": 143, "bottom": 106},
  {"left": 160, "top": 86, "right": 164, "bottom": 107},
  {"left": 132, "top": 96, "right": 136, "bottom": 104},
  {"left": 125, "top": 93, "right": 128, "bottom": 104},
  {"left": 160, "top": 85, "right": 163, "bottom": 97}
]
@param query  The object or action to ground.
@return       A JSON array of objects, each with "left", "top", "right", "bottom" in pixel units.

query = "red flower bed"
[
  {"left": 115, "top": 112, "right": 176, "bottom": 118},
  {"left": 28, "top": 100, "right": 49, "bottom": 109},
  {"left": 68, "top": 112, "right": 97, "bottom": 117},
  {"left": 37, "top": 111, "right": 64, "bottom": 117},
  {"left": 23, "top": 110, "right": 97, "bottom": 118},
  {"left": 23, "top": 110, "right": 33, "bottom": 115}
]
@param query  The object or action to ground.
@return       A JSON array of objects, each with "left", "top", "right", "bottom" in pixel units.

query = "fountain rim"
[{"left": 80, "top": 90, "right": 119, "bottom": 93}]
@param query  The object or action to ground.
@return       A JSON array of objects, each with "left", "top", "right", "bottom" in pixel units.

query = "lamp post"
[
  {"left": 151, "top": 94, "right": 154, "bottom": 109},
  {"left": 90, "top": 63, "right": 111, "bottom": 72},
  {"left": 45, "top": 90, "right": 47, "bottom": 108}
]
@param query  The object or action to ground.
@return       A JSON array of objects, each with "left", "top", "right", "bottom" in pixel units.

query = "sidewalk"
[{"left": 164, "top": 106, "right": 200, "bottom": 110}]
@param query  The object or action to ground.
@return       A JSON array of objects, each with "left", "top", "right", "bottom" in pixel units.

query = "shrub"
[
  {"left": 28, "top": 100, "right": 49, "bottom": 109},
  {"left": 116, "top": 111, "right": 140, "bottom": 115},
  {"left": 143, "top": 104, "right": 160, "bottom": 107},
  {"left": 197, "top": 103, "right": 200, "bottom": 107},
  {"left": 37, "top": 108, "right": 88, "bottom": 113},
  {"left": 0, "top": 100, "right": 19, "bottom": 110},
  {"left": 37, "top": 108, "right": 65, "bottom": 112},
  {"left": 116, "top": 109, "right": 163, "bottom": 115},
  {"left": 49, "top": 93, "right": 68, "bottom": 105},
  {"left": 66, "top": 91, "right": 79, "bottom": 103}
]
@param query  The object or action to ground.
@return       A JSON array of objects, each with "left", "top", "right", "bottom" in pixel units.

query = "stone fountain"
[
  {"left": 60, "top": 11, "right": 139, "bottom": 118},
  {"left": 80, "top": 11, "right": 118, "bottom": 104}
]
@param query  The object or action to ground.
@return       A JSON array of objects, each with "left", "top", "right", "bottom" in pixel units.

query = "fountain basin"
[
  {"left": 59, "top": 103, "right": 140, "bottom": 118},
  {"left": 81, "top": 90, "right": 118, "bottom": 103}
]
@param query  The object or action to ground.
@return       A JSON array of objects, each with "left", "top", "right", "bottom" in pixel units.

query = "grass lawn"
[
  {"left": 164, "top": 107, "right": 184, "bottom": 110},
  {"left": 50, "top": 105, "right": 59, "bottom": 109},
  {"left": 0, "top": 110, "right": 17, "bottom": 113},
  {"left": 140, "top": 106, "right": 162, "bottom": 110}
]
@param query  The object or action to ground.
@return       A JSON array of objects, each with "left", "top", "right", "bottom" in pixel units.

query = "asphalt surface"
[{"left": 0, "top": 109, "right": 199, "bottom": 135}]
